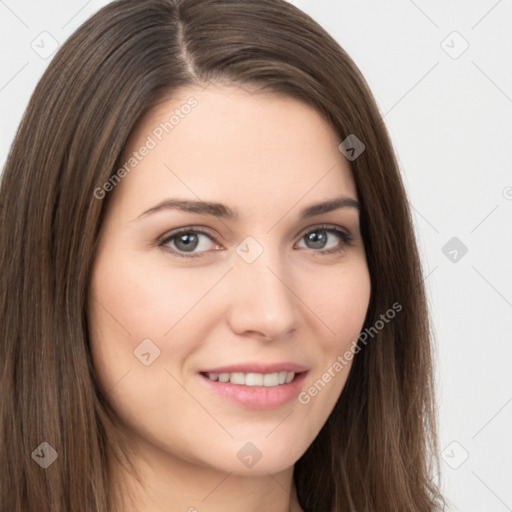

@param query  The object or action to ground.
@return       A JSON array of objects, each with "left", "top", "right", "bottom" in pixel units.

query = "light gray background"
[{"left": 1, "top": 1, "right": 511, "bottom": 510}]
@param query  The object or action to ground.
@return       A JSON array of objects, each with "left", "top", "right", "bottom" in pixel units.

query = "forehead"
[{"left": 114, "top": 84, "right": 357, "bottom": 219}]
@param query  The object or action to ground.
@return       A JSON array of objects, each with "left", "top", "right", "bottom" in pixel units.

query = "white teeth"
[
  {"left": 245, "top": 373, "right": 263, "bottom": 386},
  {"left": 205, "top": 371, "right": 296, "bottom": 387},
  {"left": 230, "top": 372, "right": 245, "bottom": 385},
  {"left": 263, "top": 373, "right": 279, "bottom": 387}
]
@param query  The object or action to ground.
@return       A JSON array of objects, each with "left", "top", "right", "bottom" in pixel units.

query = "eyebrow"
[{"left": 137, "top": 196, "right": 361, "bottom": 221}]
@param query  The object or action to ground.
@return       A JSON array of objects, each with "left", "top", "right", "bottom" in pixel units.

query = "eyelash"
[{"left": 157, "top": 224, "right": 354, "bottom": 259}]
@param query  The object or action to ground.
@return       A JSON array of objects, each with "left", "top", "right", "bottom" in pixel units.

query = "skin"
[{"left": 88, "top": 84, "right": 371, "bottom": 512}]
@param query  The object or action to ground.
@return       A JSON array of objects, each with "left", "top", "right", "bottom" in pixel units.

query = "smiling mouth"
[
  {"left": 200, "top": 371, "right": 300, "bottom": 387},
  {"left": 198, "top": 369, "right": 308, "bottom": 409}
]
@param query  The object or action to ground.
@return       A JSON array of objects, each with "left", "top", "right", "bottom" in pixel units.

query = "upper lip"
[{"left": 199, "top": 362, "right": 308, "bottom": 374}]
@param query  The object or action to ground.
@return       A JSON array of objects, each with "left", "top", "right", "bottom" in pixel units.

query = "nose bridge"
[{"left": 228, "top": 235, "right": 298, "bottom": 339}]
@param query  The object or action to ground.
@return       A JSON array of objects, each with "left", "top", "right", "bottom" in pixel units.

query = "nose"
[{"left": 225, "top": 244, "right": 299, "bottom": 341}]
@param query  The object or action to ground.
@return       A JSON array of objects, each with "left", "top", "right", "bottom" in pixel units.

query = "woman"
[{"left": 0, "top": 0, "right": 444, "bottom": 510}]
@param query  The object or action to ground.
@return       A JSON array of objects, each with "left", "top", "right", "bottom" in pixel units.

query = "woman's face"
[{"left": 88, "top": 84, "right": 371, "bottom": 476}]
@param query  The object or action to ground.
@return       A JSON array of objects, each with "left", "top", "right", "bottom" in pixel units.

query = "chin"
[{"left": 201, "top": 435, "right": 309, "bottom": 476}]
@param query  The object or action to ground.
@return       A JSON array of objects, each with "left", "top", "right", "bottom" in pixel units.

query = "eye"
[
  {"left": 295, "top": 225, "right": 353, "bottom": 255},
  {"left": 158, "top": 224, "right": 353, "bottom": 258},
  {"left": 159, "top": 228, "right": 220, "bottom": 258}
]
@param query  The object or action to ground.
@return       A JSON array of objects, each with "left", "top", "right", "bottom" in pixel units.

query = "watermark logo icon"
[
  {"left": 31, "top": 442, "right": 58, "bottom": 468},
  {"left": 31, "top": 32, "right": 59, "bottom": 59},
  {"left": 338, "top": 134, "right": 365, "bottom": 161},
  {"left": 237, "top": 442, "right": 262, "bottom": 468},
  {"left": 134, "top": 338, "right": 161, "bottom": 366},
  {"left": 441, "top": 31, "right": 469, "bottom": 59},
  {"left": 441, "top": 441, "right": 469, "bottom": 469},
  {"left": 236, "top": 236, "right": 264, "bottom": 264},
  {"left": 442, "top": 236, "right": 468, "bottom": 263}
]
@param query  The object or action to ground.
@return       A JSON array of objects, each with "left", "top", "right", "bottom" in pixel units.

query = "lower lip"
[{"left": 199, "top": 372, "right": 308, "bottom": 410}]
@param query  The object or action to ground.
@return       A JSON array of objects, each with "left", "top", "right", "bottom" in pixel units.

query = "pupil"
[
  {"left": 176, "top": 233, "right": 198, "bottom": 251},
  {"left": 307, "top": 230, "right": 326, "bottom": 249}
]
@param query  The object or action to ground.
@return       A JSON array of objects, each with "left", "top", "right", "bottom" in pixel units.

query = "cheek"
[
  {"left": 86, "top": 250, "right": 217, "bottom": 394},
  {"left": 306, "top": 259, "right": 371, "bottom": 349},
  {"left": 86, "top": 252, "right": 219, "bottom": 445},
  {"left": 295, "top": 260, "right": 371, "bottom": 416},
  {"left": 88, "top": 251, "right": 221, "bottom": 341}
]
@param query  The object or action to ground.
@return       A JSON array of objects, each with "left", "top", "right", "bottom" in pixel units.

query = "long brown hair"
[{"left": 0, "top": 0, "right": 444, "bottom": 510}]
